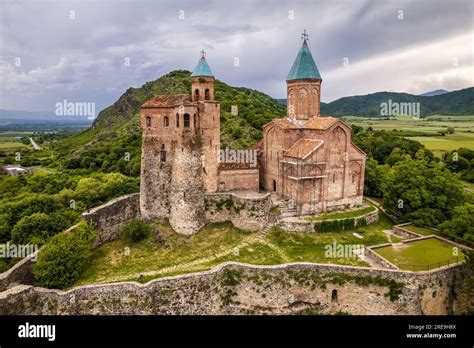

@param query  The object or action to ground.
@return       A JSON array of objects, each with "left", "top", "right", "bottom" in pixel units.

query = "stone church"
[{"left": 139, "top": 33, "right": 366, "bottom": 234}]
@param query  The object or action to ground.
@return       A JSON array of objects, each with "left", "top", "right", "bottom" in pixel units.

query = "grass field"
[
  {"left": 75, "top": 221, "right": 254, "bottom": 285},
  {"left": 402, "top": 224, "right": 439, "bottom": 236},
  {"left": 0, "top": 132, "right": 30, "bottom": 150},
  {"left": 375, "top": 237, "right": 464, "bottom": 271},
  {"left": 75, "top": 214, "right": 396, "bottom": 286},
  {"left": 406, "top": 133, "right": 474, "bottom": 156},
  {"left": 345, "top": 115, "right": 474, "bottom": 157}
]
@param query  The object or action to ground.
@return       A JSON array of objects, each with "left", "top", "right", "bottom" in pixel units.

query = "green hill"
[
  {"left": 319, "top": 87, "right": 474, "bottom": 117},
  {"left": 54, "top": 70, "right": 286, "bottom": 174}
]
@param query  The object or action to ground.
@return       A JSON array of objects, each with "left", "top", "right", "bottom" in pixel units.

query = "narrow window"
[
  {"left": 331, "top": 289, "right": 338, "bottom": 303},
  {"left": 164, "top": 116, "right": 169, "bottom": 128},
  {"left": 184, "top": 113, "right": 190, "bottom": 128},
  {"left": 160, "top": 144, "right": 166, "bottom": 162},
  {"left": 176, "top": 113, "right": 179, "bottom": 127},
  {"left": 205, "top": 89, "right": 210, "bottom": 100},
  {"left": 332, "top": 173, "right": 336, "bottom": 183},
  {"left": 194, "top": 89, "right": 200, "bottom": 100},
  {"left": 146, "top": 116, "right": 151, "bottom": 127},
  {"left": 272, "top": 180, "right": 277, "bottom": 192},
  {"left": 193, "top": 114, "right": 197, "bottom": 128}
]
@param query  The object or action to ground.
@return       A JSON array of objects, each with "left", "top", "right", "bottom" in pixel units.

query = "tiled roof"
[
  {"left": 302, "top": 116, "right": 339, "bottom": 129},
  {"left": 271, "top": 116, "right": 340, "bottom": 130},
  {"left": 287, "top": 41, "right": 321, "bottom": 81},
  {"left": 141, "top": 94, "right": 192, "bottom": 108},
  {"left": 191, "top": 57, "right": 214, "bottom": 77},
  {"left": 285, "top": 138, "right": 324, "bottom": 159}
]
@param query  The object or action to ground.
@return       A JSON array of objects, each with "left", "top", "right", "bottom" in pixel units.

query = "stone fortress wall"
[{"left": 0, "top": 261, "right": 470, "bottom": 315}]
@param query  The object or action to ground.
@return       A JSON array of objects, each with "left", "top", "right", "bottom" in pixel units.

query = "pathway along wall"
[{"left": 0, "top": 262, "right": 471, "bottom": 315}]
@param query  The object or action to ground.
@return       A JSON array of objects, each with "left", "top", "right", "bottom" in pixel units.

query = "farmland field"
[{"left": 345, "top": 115, "right": 474, "bottom": 156}]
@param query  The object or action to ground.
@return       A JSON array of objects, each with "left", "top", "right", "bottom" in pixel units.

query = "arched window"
[
  {"left": 176, "top": 113, "right": 179, "bottom": 128},
  {"left": 160, "top": 144, "right": 166, "bottom": 162},
  {"left": 146, "top": 116, "right": 151, "bottom": 127},
  {"left": 272, "top": 179, "right": 277, "bottom": 192},
  {"left": 194, "top": 89, "right": 200, "bottom": 100},
  {"left": 193, "top": 113, "right": 197, "bottom": 128},
  {"left": 332, "top": 173, "right": 336, "bottom": 183},
  {"left": 184, "top": 113, "right": 190, "bottom": 128},
  {"left": 205, "top": 89, "right": 210, "bottom": 100},
  {"left": 163, "top": 116, "right": 169, "bottom": 128}
]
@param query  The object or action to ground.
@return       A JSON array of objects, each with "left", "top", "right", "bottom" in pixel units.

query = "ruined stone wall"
[
  {"left": 0, "top": 262, "right": 468, "bottom": 315},
  {"left": 205, "top": 192, "right": 272, "bottom": 231},
  {"left": 82, "top": 194, "right": 140, "bottom": 245}
]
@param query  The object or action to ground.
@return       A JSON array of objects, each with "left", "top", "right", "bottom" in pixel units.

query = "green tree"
[
  {"left": 33, "top": 222, "right": 96, "bottom": 289},
  {"left": 439, "top": 203, "right": 474, "bottom": 243},
  {"left": 383, "top": 157, "right": 464, "bottom": 226},
  {"left": 363, "top": 158, "right": 389, "bottom": 197},
  {"left": 11, "top": 212, "right": 69, "bottom": 245}
]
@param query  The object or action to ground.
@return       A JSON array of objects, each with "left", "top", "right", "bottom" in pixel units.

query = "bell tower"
[
  {"left": 286, "top": 30, "right": 322, "bottom": 120},
  {"left": 191, "top": 50, "right": 215, "bottom": 102}
]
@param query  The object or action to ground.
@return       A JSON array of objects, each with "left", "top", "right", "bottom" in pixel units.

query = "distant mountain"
[
  {"left": 319, "top": 87, "right": 474, "bottom": 117},
  {"left": 0, "top": 109, "right": 92, "bottom": 123},
  {"left": 419, "top": 89, "right": 449, "bottom": 97}
]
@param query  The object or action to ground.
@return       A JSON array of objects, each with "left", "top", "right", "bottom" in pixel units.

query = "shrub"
[
  {"left": 120, "top": 219, "right": 152, "bottom": 242},
  {"left": 11, "top": 212, "right": 69, "bottom": 244},
  {"left": 314, "top": 218, "right": 356, "bottom": 232},
  {"left": 33, "top": 222, "right": 96, "bottom": 289}
]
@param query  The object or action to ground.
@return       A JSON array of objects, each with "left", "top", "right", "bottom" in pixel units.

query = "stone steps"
[{"left": 258, "top": 223, "right": 273, "bottom": 237}]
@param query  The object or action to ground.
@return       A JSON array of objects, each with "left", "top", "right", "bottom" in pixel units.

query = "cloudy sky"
[{"left": 0, "top": 0, "right": 473, "bottom": 113}]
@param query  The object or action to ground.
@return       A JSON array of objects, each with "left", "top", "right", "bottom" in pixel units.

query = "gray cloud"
[{"left": 0, "top": 0, "right": 472, "bottom": 112}]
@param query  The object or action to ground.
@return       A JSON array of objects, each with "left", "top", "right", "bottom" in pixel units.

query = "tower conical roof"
[
  {"left": 191, "top": 55, "right": 214, "bottom": 77},
  {"left": 286, "top": 41, "right": 321, "bottom": 81}
]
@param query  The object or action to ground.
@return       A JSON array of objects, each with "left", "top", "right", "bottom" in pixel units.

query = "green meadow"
[{"left": 345, "top": 115, "right": 474, "bottom": 157}]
